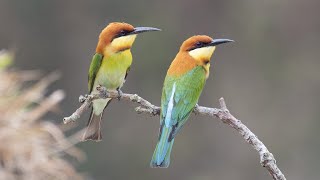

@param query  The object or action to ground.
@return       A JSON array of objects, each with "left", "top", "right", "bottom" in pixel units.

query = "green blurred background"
[{"left": 1, "top": 0, "right": 320, "bottom": 179}]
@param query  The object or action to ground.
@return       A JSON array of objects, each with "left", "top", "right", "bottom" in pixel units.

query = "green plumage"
[
  {"left": 83, "top": 50, "right": 132, "bottom": 141},
  {"left": 151, "top": 66, "right": 206, "bottom": 167},
  {"left": 88, "top": 53, "right": 103, "bottom": 93}
]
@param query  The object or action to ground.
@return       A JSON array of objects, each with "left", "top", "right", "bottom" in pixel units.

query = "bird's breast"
[{"left": 94, "top": 50, "right": 132, "bottom": 90}]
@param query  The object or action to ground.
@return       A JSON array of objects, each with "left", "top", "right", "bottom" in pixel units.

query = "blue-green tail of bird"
[{"left": 150, "top": 125, "right": 175, "bottom": 168}]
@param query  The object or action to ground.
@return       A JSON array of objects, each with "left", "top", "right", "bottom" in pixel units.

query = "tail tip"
[
  {"left": 150, "top": 160, "right": 169, "bottom": 168},
  {"left": 81, "top": 132, "right": 102, "bottom": 142}
]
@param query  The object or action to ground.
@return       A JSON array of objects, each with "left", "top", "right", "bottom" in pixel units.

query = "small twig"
[{"left": 63, "top": 86, "right": 286, "bottom": 180}]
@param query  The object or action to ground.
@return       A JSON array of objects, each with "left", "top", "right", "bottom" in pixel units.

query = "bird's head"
[
  {"left": 180, "top": 35, "right": 233, "bottom": 77},
  {"left": 96, "top": 22, "right": 161, "bottom": 54},
  {"left": 168, "top": 35, "right": 233, "bottom": 78}
]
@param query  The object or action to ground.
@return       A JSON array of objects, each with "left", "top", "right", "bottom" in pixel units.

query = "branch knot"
[{"left": 261, "top": 152, "right": 276, "bottom": 167}]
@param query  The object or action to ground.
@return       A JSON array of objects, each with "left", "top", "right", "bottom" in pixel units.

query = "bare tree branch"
[
  {"left": 63, "top": 86, "right": 286, "bottom": 180},
  {"left": 63, "top": 85, "right": 160, "bottom": 124}
]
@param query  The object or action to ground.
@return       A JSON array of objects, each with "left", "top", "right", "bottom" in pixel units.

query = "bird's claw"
[
  {"left": 193, "top": 104, "right": 200, "bottom": 114},
  {"left": 117, "top": 89, "right": 123, "bottom": 101},
  {"left": 79, "top": 94, "right": 88, "bottom": 103},
  {"left": 96, "top": 84, "right": 104, "bottom": 92}
]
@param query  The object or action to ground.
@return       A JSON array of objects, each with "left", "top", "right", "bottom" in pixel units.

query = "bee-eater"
[
  {"left": 82, "top": 22, "right": 160, "bottom": 141},
  {"left": 150, "top": 35, "right": 233, "bottom": 167}
]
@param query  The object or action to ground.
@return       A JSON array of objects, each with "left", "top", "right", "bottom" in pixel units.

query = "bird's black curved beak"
[
  {"left": 130, "top": 27, "right": 161, "bottom": 35},
  {"left": 207, "top": 39, "right": 234, "bottom": 47}
]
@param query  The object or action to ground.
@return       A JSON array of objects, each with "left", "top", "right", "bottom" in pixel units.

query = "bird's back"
[{"left": 161, "top": 66, "right": 206, "bottom": 138}]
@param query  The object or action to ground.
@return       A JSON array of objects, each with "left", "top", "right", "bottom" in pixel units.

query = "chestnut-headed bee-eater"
[
  {"left": 82, "top": 22, "right": 160, "bottom": 141},
  {"left": 150, "top": 35, "right": 233, "bottom": 167}
]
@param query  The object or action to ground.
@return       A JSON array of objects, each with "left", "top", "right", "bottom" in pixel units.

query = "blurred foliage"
[
  {"left": 0, "top": 49, "right": 14, "bottom": 70},
  {"left": 0, "top": 51, "right": 84, "bottom": 180}
]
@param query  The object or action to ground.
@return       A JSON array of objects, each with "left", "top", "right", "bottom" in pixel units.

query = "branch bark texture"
[{"left": 63, "top": 86, "right": 286, "bottom": 180}]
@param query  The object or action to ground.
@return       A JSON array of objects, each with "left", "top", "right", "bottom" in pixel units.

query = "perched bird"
[
  {"left": 83, "top": 22, "right": 160, "bottom": 141},
  {"left": 150, "top": 35, "right": 233, "bottom": 167}
]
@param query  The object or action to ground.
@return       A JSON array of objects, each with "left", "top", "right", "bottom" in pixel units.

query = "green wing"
[
  {"left": 160, "top": 66, "right": 206, "bottom": 140},
  {"left": 88, "top": 53, "right": 103, "bottom": 93}
]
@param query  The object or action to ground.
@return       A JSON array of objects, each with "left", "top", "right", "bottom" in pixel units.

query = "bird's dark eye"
[
  {"left": 196, "top": 42, "right": 203, "bottom": 47},
  {"left": 119, "top": 30, "right": 127, "bottom": 36}
]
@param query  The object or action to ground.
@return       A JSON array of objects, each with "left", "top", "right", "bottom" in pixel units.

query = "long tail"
[
  {"left": 150, "top": 124, "right": 175, "bottom": 168},
  {"left": 82, "top": 107, "right": 103, "bottom": 141}
]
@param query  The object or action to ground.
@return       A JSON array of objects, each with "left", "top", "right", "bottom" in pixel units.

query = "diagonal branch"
[{"left": 63, "top": 85, "right": 286, "bottom": 180}]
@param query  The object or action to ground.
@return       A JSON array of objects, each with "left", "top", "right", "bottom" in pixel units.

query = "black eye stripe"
[
  {"left": 119, "top": 30, "right": 126, "bottom": 36},
  {"left": 187, "top": 41, "right": 208, "bottom": 51},
  {"left": 196, "top": 42, "right": 203, "bottom": 47},
  {"left": 114, "top": 30, "right": 130, "bottom": 39}
]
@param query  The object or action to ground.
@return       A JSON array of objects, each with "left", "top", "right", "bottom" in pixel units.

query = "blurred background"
[{"left": 0, "top": 0, "right": 319, "bottom": 179}]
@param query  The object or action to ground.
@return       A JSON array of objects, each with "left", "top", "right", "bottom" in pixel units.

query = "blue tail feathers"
[{"left": 150, "top": 125, "right": 175, "bottom": 168}]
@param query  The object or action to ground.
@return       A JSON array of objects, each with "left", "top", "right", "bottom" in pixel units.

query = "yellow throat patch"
[
  {"left": 188, "top": 46, "right": 216, "bottom": 61},
  {"left": 109, "top": 34, "right": 137, "bottom": 52},
  {"left": 188, "top": 46, "right": 215, "bottom": 79}
]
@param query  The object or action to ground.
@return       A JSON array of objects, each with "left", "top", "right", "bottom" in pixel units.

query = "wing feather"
[
  {"left": 88, "top": 53, "right": 103, "bottom": 93},
  {"left": 160, "top": 66, "right": 206, "bottom": 141}
]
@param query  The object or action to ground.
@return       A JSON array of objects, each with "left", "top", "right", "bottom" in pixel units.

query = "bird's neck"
[
  {"left": 101, "top": 46, "right": 133, "bottom": 57},
  {"left": 167, "top": 52, "right": 198, "bottom": 77}
]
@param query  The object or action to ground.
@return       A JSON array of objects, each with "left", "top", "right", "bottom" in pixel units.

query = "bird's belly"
[
  {"left": 94, "top": 70, "right": 126, "bottom": 90},
  {"left": 91, "top": 70, "right": 125, "bottom": 115},
  {"left": 94, "top": 58, "right": 129, "bottom": 90}
]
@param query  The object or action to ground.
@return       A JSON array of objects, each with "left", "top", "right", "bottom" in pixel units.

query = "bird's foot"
[
  {"left": 116, "top": 88, "right": 123, "bottom": 101},
  {"left": 96, "top": 85, "right": 109, "bottom": 98},
  {"left": 96, "top": 84, "right": 106, "bottom": 92},
  {"left": 193, "top": 104, "right": 200, "bottom": 114},
  {"left": 79, "top": 94, "right": 89, "bottom": 103}
]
